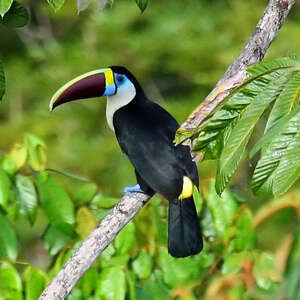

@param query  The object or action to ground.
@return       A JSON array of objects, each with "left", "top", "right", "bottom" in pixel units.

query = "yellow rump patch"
[
  {"left": 178, "top": 176, "right": 194, "bottom": 200},
  {"left": 105, "top": 69, "right": 114, "bottom": 86}
]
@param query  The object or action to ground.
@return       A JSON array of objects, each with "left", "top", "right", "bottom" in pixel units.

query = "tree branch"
[
  {"left": 177, "top": 0, "right": 295, "bottom": 142},
  {"left": 39, "top": 0, "right": 295, "bottom": 298}
]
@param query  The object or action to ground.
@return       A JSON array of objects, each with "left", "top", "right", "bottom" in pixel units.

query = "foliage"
[
  {"left": 0, "top": 0, "right": 300, "bottom": 299},
  {"left": 0, "top": 135, "right": 299, "bottom": 299},
  {"left": 188, "top": 56, "right": 300, "bottom": 196}
]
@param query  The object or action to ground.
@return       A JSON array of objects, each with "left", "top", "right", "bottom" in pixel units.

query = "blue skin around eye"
[{"left": 114, "top": 74, "right": 127, "bottom": 88}]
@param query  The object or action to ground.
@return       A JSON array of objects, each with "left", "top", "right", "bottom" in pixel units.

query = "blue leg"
[{"left": 123, "top": 184, "right": 144, "bottom": 194}]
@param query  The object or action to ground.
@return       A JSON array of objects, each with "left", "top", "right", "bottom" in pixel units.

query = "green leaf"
[
  {"left": 265, "top": 72, "right": 300, "bottom": 132},
  {"left": 16, "top": 175, "right": 38, "bottom": 225},
  {"left": 43, "top": 224, "right": 75, "bottom": 255},
  {"left": 75, "top": 206, "right": 98, "bottom": 238},
  {"left": 0, "top": 169, "right": 12, "bottom": 209},
  {"left": 25, "top": 134, "right": 46, "bottom": 171},
  {"left": 0, "top": 1, "right": 29, "bottom": 27},
  {"left": 0, "top": 263, "right": 22, "bottom": 299},
  {"left": 251, "top": 107, "right": 300, "bottom": 195},
  {"left": 135, "top": 0, "right": 147, "bottom": 13},
  {"left": 36, "top": 172, "right": 75, "bottom": 226},
  {"left": 95, "top": 267, "right": 126, "bottom": 300},
  {"left": 78, "top": 268, "right": 98, "bottom": 298},
  {"left": 222, "top": 251, "right": 252, "bottom": 275},
  {"left": 0, "top": 58, "right": 5, "bottom": 100},
  {"left": 272, "top": 129, "right": 300, "bottom": 196},
  {"left": 132, "top": 250, "right": 153, "bottom": 279},
  {"left": 216, "top": 70, "right": 293, "bottom": 194},
  {"left": 91, "top": 194, "right": 119, "bottom": 208},
  {"left": 47, "top": 0, "right": 65, "bottom": 11},
  {"left": 253, "top": 252, "right": 278, "bottom": 290},
  {"left": 74, "top": 182, "right": 98, "bottom": 205},
  {"left": 0, "top": 211, "right": 18, "bottom": 260},
  {"left": 24, "top": 266, "right": 47, "bottom": 300},
  {"left": 0, "top": 0, "right": 13, "bottom": 17},
  {"left": 114, "top": 221, "right": 135, "bottom": 255},
  {"left": 157, "top": 247, "right": 201, "bottom": 287},
  {"left": 206, "top": 179, "right": 238, "bottom": 236},
  {"left": 5, "top": 142, "right": 28, "bottom": 173}
]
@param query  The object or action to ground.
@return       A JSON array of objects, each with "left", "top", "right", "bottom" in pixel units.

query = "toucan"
[{"left": 50, "top": 66, "right": 203, "bottom": 257}]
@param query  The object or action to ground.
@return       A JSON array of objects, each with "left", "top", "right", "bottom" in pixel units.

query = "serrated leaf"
[
  {"left": 0, "top": 0, "right": 13, "bottom": 17},
  {"left": 36, "top": 171, "right": 75, "bottom": 226},
  {"left": 135, "top": 0, "right": 147, "bottom": 13},
  {"left": 47, "top": 0, "right": 65, "bottom": 11},
  {"left": 265, "top": 72, "right": 300, "bottom": 132},
  {"left": 24, "top": 266, "right": 47, "bottom": 300},
  {"left": 0, "top": 212, "right": 18, "bottom": 260},
  {"left": 0, "top": 1, "right": 29, "bottom": 27},
  {"left": 132, "top": 250, "right": 153, "bottom": 279},
  {"left": 0, "top": 58, "right": 5, "bottom": 101},
  {"left": 216, "top": 70, "right": 293, "bottom": 194},
  {"left": 251, "top": 108, "right": 300, "bottom": 195},
  {"left": 16, "top": 175, "right": 38, "bottom": 225},
  {"left": 75, "top": 206, "right": 98, "bottom": 238},
  {"left": 272, "top": 129, "right": 300, "bottom": 196},
  {"left": 114, "top": 221, "right": 135, "bottom": 255},
  {"left": 25, "top": 134, "right": 46, "bottom": 171},
  {"left": 0, "top": 169, "right": 12, "bottom": 209},
  {"left": 0, "top": 263, "right": 22, "bottom": 299},
  {"left": 95, "top": 267, "right": 126, "bottom": 300},
  {"left": 43, "top": 224, "right": 74, "bottom": 255}
]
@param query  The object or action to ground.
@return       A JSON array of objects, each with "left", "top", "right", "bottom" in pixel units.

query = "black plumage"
[{"left": 111, "top": 67, "right": 203, "bottom": 257}]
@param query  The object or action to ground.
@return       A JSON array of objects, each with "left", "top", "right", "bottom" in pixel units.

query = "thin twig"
[{"left": 39, "top": 1, "right": 295, "bottom": 298}]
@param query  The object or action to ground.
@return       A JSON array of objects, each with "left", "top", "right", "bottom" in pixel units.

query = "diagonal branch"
[{"left": 39, "top": 0, "right": 295, "bottom": 298}]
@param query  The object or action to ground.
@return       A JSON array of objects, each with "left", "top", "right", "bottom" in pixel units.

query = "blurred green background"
[{"left": 1, "top": 0, "right": 300, "bottom": 299}]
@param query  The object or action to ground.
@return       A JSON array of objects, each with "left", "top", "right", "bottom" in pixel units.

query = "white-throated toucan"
[{"left": 50, "top": 66, "right": 203, "bottom": 257}]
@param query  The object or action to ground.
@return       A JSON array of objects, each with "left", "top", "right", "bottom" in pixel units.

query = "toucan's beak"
[{"left": 49, "top": 68, "right": 116, "bottom": 111}]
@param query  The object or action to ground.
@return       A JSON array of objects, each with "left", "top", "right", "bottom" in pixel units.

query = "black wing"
[{"left": 113, "top": 98, "right": 198, "bottom": 199}]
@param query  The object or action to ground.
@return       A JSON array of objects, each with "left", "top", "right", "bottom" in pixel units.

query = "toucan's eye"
[{"left": 116, "top": 75, "right": 124, "bottom": 83}]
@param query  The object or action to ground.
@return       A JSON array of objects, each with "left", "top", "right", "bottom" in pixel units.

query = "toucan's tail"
[{"left": 168, "top": 196, "right": 203, "bottom": 258}]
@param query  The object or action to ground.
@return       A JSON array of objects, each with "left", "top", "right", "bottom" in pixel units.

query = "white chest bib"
[{"left": 106, "top": 81, "right": 136, "bottom": 131}]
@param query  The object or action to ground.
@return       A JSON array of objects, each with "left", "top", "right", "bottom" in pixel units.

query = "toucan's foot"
[{"left": 123, "top": 184, "right": 144, "bottom": 194}]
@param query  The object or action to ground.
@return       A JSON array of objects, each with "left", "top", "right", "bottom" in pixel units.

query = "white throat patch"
[{"left": 106, "top": 80, "right": 136, "bottom": 131}]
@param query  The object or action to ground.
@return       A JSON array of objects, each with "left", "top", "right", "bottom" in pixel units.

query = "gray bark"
[{"left": 39, "top": 0, "right": 295, "bottom": 298}]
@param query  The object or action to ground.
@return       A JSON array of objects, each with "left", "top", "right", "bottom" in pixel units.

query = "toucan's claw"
[{"left": 123, "top": 184, "right": 144, "bottom": 194}]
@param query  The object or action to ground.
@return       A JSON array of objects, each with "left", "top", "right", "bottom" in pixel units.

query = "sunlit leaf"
[
  {"left": 0, "top": 0, "right": 13, "bottom": 17},
  {"left": 24, "top": 266, "right": 47, "bottom": 300},
  {"left": 216, "top": 70, "right": 293, "bottom": 194},
  {"left": 75, "top": 206, "right": 98, "bottom": 238},
  {"left": 132, "top": 250, "right": 153, "bottom": 279},
  {"left": 251, "top": 108, "right": 300, "bottom": 195},
  {"left": 0, "top": 263, "right": 22, "bottom": 299},
  {"left": 36, "top": 171, "right": 75, "bottom": 226},
  {"left": 16, "top": 175, "right": 38, "bottom": 225},
  {"left": 0, "top": 211, "right": 18, "bottom": 260},
  {"left": 25, "top": 134, "right": 46, "bottom": 171},
  {"left": 95, "top": 267, "right": 126, "bottom": 300},
  {"left": 0, "top": 1, "right": 29, "bottom": 27},
  {"left": 0, "top": 58, "right": 5, "bottom": 100},
  {"left": 91, "top": 194, "right": 119, "bottom": 209}
]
